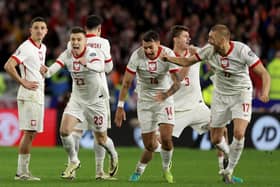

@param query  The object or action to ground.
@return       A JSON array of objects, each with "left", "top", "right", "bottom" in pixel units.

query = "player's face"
[
  {"left": 30, "top": 21, "right": 48, "bottom": 42},
  {"left": 208, "top": 31, "right": 224, "bottom": 51},
  {"left": 174, "top": 31, "right": 190, "bottom": 50},
  {"left": 142, "top": 40, "right": 160, "bottom": 59},
  {"left": 70, "top": 33, "right": 87, "bottom": 55}
]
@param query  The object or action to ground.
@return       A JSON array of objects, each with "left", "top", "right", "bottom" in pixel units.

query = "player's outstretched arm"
[
  {"left": 163, "top": 55, "right": 199, "bottom": 67},
  {"left": 41, "top": 62, "right": 62, "bottom": 78}
]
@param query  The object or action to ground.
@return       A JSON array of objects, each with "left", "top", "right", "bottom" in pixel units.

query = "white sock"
[
  {"left": 94, "top": 139, "right": 105, "bottom": 174},
  {"left": 228, "top": 137, "right": 245, "bottom": 172},
  {"left": 101, "top": 137, "right": 118, "bottom": 160},
  {"left": 160, "top": 148, "right": 173, "bottom": 171},
  {"left": 67, "top": 132, "right": 82, "bottom": 163},
  {"left": 155, "top": 142, "right": 162, "bottom": 152},
  {"left": 135, "top": 161, "right": 147, "bottom": 175},
  {"left": 218, "top": 156, "right": 224, "bottom": 171},
  {"left": 61, "top": 135, "right": 79, "bottom": 163},
  {"left": 216, "top": 136, "right": 230, "bottom": 157},
  {"left": 17, "top": 154, "right": 30, "bottom": 174}
]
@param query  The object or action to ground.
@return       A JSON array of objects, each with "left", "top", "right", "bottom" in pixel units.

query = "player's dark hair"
[
  {"left": 211, "top": 24, "right": 231, "bottom": 40},
  {"left": 86, "top": 15, "right": 103, "bottom": 30},
  {"left": 71, "top": 26, "right": 86, "bottom": 35},
  {"left": 30, "top": 17, "right": 47, "bottom": 27},
  {"left": 142, "top": 30, "right": 160, "bottom": 42},
  {"left": 169, "top": 25, "right": 189, "bottom": 48}
]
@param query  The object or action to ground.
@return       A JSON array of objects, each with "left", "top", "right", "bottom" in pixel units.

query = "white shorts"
[
  {"left": 173, "top": 102, "right": 210, "bottom": 137},
  {"left": 18, "top": 100, "right": 44, "bottom": 132},
  {"left": 210, "top": 90, "right": 252, "bottom": 128},
  {"left": 64, "top": 98, "right": 108, "bottom": 132},
  {"left": 74, "top": 99, "right": 111, "bottom": 131},
  {"left": 137, "top": 98, "right": 175, "bottom": 134}
]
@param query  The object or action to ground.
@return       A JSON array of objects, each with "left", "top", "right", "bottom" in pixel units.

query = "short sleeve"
[
  {"left": 56, "top": 50, "right": 68, "bottom": 66},
  {"left": 126, "top": 51, "right": 138, "bottom": 74},
  {"left": 103, "top": 40, "right": 112, "bottom": 63},
  {"left": 240, "top": 44, "right": 260, "bottom": 67},
  {"left": 11, "top": 44, "right": 29, "bottom": 64},
  {"left": 164, "top": 48, "right": 180, "bottom": 73}
]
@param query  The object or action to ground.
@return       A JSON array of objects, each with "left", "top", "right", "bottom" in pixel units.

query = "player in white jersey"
[
  {"left": 40, "top": 27, "right": 118, "bottom": 180},
  {"left": 139, "top": 25, "right": 241, "bottom": 182},
  {"left": 114, "top": 30, "right": 181, "bottom": 183},
  {"left": 164, "top": 24, "right": 271, "bottom": 184},
  {"left": 4, "top": 17, "right": 48, "bottom": 181},
  {"left": 67, "top": 15, "right": 117, "bottom": 180}
]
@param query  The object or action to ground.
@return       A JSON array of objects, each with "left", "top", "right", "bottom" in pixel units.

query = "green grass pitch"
[{"left": 0, "top": 147, "right": 279, "bottom": 187}]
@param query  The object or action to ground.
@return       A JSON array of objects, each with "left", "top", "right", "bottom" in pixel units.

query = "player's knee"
[
  {"left": 95, "top": 135, "right": 107, "bottom": 145},
  {"left": 60, "top": 128, "right": 71, "bottom": 137},
  {"left": 145, "top": 142, "right": 157, "bottom": 152},
  {"left": 211, "top": 136, "right": 221, "bottom": 145},
  {"left": 233, "top": 131, "right": 245, "bottom": 140},
  {"left": 161, "top": 138, "right": 173, "bottom": 150}
]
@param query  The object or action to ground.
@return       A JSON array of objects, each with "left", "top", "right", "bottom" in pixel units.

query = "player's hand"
[
  {"left": 21, "top": 79, "right": 39, "bottom": 90},
  {"left": 78, "top": 57, "right": 87, "bottom": 66},
  {"left": 40, "top": 65, "right": 48, "bottom": 76},
  {"left": 154, "top": 92, "right": 168, "bottom": 102},
  {"left": 189, "top": 45, "right": 197, "bottom": 55},
  {"left": 258, "top": 94, "right": 269, "bottom": 103},
  {"left": 114, "top": 107, "right": 126, "bottom": 127}
]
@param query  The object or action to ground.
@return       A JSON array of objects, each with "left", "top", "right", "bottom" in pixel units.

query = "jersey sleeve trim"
[
  {"left": 126, "top": 67, "right": 136, "bottom": 74},
  {"left": 90, "top": 58, "right": 102, "bottom": 63},
  {"left": 195, "top": 53, "right": 201, "bottom": 61},
  {"left": 11, "top": 55, "right": 22, "bottom": 64},
  {"left": 169, "top": 68, "right": 179, "bottom": 73},
  {"left": 105, "top": 58, "right": 112, "bottom": 63},
  {"left": 250, "top": 59, "right": 261, "bottom": 68},
  {"left": 56, "top": 60, "right": 64, "bottom": 67}
]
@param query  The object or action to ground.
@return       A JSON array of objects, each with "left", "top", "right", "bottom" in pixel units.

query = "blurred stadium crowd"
[{"left": 0, "top": 0, "right": 280, "bottom": 112}]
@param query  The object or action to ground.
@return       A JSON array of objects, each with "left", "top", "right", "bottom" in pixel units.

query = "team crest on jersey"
[
  {"left": 73, "top": 61, "right": 81, "bottom": 71},
  {"left": 220, "top": 57, "right": 229, "bottom": 69},
  {"left": 148, "top": 61, "right": 157, "bottom": 72}
]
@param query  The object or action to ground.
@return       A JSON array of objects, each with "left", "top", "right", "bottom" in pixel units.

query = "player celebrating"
[
  {"left": 4, "top": 17, "right": 48, "bottom": 181},
  {"left": 114, "top": 30, "right": 181, "bottom": 183},
  {"left": 41, "top": 27, "right": 117, "bottom": 180},
  {"left": 69, "top": 15, "right": 117, "bottom": 180},
  {"left": 163, "top": 24, "right": 271, "bottom": 184}
]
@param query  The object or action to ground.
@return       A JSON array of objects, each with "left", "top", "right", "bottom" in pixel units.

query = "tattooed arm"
[{"left": 154, "top": 72, "right": 181, "bottom": 102}]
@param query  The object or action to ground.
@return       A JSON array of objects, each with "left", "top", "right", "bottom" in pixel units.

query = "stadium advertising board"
[{"left": 0, "top": 109, "right": 57, "bottom": 146}]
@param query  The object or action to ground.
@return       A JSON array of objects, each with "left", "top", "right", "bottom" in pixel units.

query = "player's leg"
[
  {"left": 94, "top": 131, "right": 118, "bottom": 179},
  {"left": 15, "top": 101, "right": 43, "bottom": 181},
  {"left": 222, "top": 91, "right": 251, "bottom": 183},
  {"left": 129, "top": 131, "right": 159, "bottom": 182},
  {"left": 15, "top": 130, "right": 40, "bottom": 181},
  {"left": 159, "top": 123, "right": 174, "bottom": 183},
  {"left": 60, "top": 114, "right": 81, "bottom": 179},
  {"left": 89, "top": 100, "right": 118, "bottom": 179},
  {"left": 225, "top": 119, "right": 248, "bottom": 175}
]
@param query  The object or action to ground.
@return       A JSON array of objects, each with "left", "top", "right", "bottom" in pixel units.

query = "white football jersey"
[
  {"left": 196, "top": 41, "right": 260, "bottom": 95},
  {"left": 86, "top": 34, "right": 113, "bottom": 98},
  {"left": 173, "top": 50, "right": 204, "bottom": 111},
  {"left": 56, "top": 47, "right": 106, "bottom": 104},
  {"left": 127, "top": 45, "right": 179, "bottom": 101},
  {"left": 11, "top": 38, "right": 46, "bottom": 104}
]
